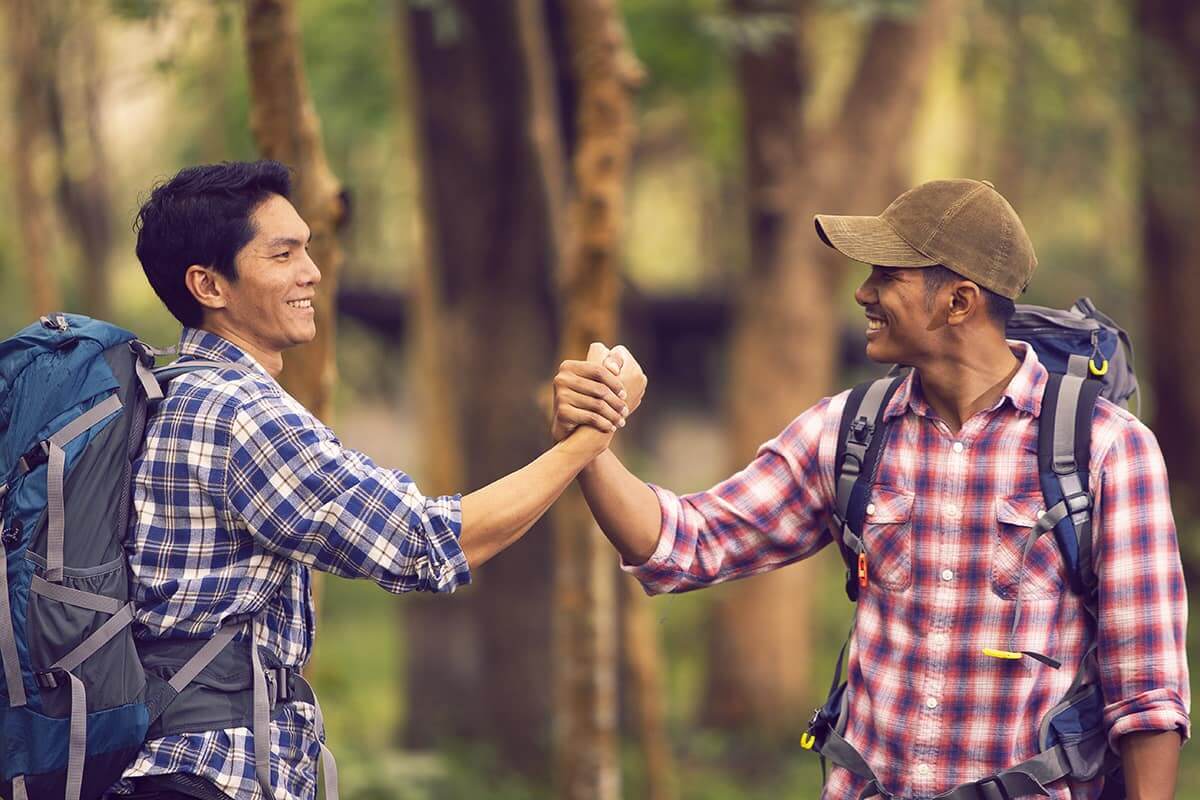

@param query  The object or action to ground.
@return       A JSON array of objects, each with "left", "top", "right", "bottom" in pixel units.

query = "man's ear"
[
  {"left": 185, "top": 265, "right": 228, "bottom": 311},
  {"left": 946, "top": 281, "right": 984, "bottom": 326}
]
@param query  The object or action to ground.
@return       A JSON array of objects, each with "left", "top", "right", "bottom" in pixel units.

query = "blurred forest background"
[{"left": 1, "top": 0, "right": 1198, "bottom": 797}]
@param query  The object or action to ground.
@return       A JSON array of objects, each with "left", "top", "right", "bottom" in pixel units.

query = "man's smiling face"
[
  {"left": 219, "top": 193, "right": 321, "bottom": 359},
  {"left": 853, "top": 265, "right": 937, "bottom": 366}
]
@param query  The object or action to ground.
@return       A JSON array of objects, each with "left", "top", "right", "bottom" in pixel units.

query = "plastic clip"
[
  {"left": 800, "top": 732, "right": 816, "bottom": 750},
  {"left": 982, "top": 648, "right": 1023, "bottom": 661},
  {"left": 857, "top": 552, "right": 868, "bottom": 588},
  {"left": 1089, "top": 357, "right": 1108, "bottom": 377}
]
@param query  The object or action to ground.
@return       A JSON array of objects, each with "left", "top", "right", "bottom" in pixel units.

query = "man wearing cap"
[{"left": 550, "top": 179, "right": 1188, "bottom": 798}]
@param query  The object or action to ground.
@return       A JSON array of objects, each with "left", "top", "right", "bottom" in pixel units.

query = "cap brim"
[{"left": 814, "top": 214, "right": 938, "bottom": 268}]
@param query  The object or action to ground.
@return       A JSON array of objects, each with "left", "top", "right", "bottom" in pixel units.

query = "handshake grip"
[{"left": 551, "top": 342, "right": 647, "bottom": 441}]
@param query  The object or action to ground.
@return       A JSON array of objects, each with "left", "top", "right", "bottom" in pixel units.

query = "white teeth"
[
  {"left": 287, "top": 299, "right": 312, "bottom": 309},
  {"left": 867, "top": 318, "right": 885, "bottom": 331}
]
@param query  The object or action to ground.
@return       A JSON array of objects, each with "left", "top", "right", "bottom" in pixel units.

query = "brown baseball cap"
[{"left": 814, "top": 179, "right": 1037, "bottom": 300}]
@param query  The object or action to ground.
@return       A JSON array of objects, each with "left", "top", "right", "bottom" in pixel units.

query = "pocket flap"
[
  {"left": 866, "top": 486, "right": 914, "bottom": 524},
  {"left": 996, "top": 495, "right": 1044, "bottom": 527}
]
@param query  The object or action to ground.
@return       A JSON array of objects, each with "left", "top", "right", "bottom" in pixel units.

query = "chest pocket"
[
  {"left": 991, "top": 494, "right": 1066, "bottom": 599},
  {"left": 863, "top": 485, "right": 915, "bottom": 592}
]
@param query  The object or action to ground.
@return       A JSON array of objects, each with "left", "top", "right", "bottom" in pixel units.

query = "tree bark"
[
  {"left": 1136, "top": 0, "right": 1200, "bottom": 580},
  {"left": 244, "top": 0, "right": 346, "bottom": 425},
  {"left": 551, "top": 2, "right": 642, "bottom": 797},
  {"left": 401, "top": 0, "right": 562, "bottom": 775},
  {"left": 706, "top": 0, "right": 957, "bottom": 736},
  {"left": 48, "top": 0, "right": 114, "bottom": 319},
  {"left": 6, "top": 0, "right": 60, "bottom": 316}
]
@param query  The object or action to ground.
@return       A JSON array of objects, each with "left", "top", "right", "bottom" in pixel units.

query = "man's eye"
[{"left": 274, "top": 251, "right": 290, "bottom": 259}]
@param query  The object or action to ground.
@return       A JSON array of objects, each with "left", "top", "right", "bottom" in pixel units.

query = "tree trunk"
[
  {"left": 401, "top": 0, "right": 562, "bottom": 776},
  {"left": 244, "top": 0, "right": 346, "bottom": 425},
  {"left": 621, "top": 574, "right": 677, "bottom": 800},
  {"left": 706, "top": 0, "right": 957, "bottom": 737},
  {"left": 551, "top": 2, "right": 641, "bottom": 797},
  {"left": 1136, "top": 0, "right": 1200, "bottom": 580},
  {"left": 48, "top": 0, "right": 114, "bottom": 319},
  {"left": 243, "top": 0, "right": 346, "bottom": 660},
  {"left": 6, "top": 0, "right": 60, "bottom": 316}
]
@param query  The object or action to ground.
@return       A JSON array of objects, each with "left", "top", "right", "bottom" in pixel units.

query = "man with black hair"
[
  {"left": 554, "top": 179, "right": 1189, "bottom": 798},
  {"left": 113, "top": 161, "right": 640, "bottom": 799}
]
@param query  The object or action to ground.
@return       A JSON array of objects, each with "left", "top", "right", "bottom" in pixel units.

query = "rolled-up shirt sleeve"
[
  {"left": 623, "top": 394, "right": 845, "bottom": 594},
  {"left": 222, "top": 392, "right": 470, "bottom": 594},
  {"left": 1095, "top": 417, "right": 1190, "bottom": 749}
]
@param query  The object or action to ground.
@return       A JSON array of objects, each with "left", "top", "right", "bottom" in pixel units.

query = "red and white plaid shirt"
[{"left": 627, "top": 343, "right": 1189, "bottom": 799}]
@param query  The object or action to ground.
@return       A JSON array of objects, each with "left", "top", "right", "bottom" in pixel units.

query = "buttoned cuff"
[
  {"left": 1105, "top": 688, "right": 1190, "bottom": 752},
  {"left": 618, "top": 484, "right": 681, "bottom": 595}
]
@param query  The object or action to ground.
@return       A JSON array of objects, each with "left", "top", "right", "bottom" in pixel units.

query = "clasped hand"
[{"left": 551, "top": 342, "right": 647, "bottom": 442}]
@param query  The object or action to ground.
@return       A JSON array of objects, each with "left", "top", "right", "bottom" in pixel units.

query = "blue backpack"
[
  {"left": 802, "top": 299, "right": 1135, "bottom": 799},
  {"left": 0, "top": 314, "right": 338, "bottom": 800}
]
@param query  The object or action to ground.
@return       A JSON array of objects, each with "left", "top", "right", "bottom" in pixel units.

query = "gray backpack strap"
[
  {"left": 833, "top": 376, "right": 906, "bottom": 600},
  {"left": 43, "top": 393, "right": 124, "bottom": 583},
  {"left": 249, "top": 616, "right": 277, "bottom": 799},
  {"left": 0, "top": 546, "right": 28, "bottom": 707}
]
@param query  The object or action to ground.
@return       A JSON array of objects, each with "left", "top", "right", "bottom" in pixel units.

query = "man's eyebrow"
[{"left": 263, "top": 233, "right": 312, "bottom": 249}]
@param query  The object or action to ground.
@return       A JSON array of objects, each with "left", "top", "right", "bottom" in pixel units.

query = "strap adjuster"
[
  {"left": 265, "top": 667, "right": 295, "bottom": 704},
  {"left": 849, "top": 417, "right": 873, "bottom": 445},
  {"left": 36, "top": 669, "right": 62, "bottom": 690},
  {"left": 1064, "top": 490, "right": 1091, "bottom": 515}
]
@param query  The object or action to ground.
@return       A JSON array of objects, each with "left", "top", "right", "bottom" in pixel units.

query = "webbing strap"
[
  {"left": 835, "top": 378, "right": 894, "bottom": 524},
  {"left": 932, "top": 745, "right": 1068, "bottom": 799},
  {"left": 1052, "top": 376, "right": 1084, "bottom": 474},
  {"left": 297, "top": 675, "right": 340, "bottom": 800},
  {"left": 64, "top": 670, "right": 86, "bottom": 800},
  {"left": 51, "top": 603, "right": 135, "bottom": 674},
  {"left": 167, "top": 623, "right": 240, "bottom": 693},
  {"left": 1066, "top": 354, "right": 1090, "bottom": 379},
  {"left": 1008, "top": 502, "right": 1070, "bottom": 647},
  {"left": 0, "top": 548, "right": 27, "bottom": 706},
  {"left": 250, "top": 617, "right": 276, "bottom": 799},
  {"left": 44, "top": 393, "right": 123, "bottom": 582},
  {"left": 134, "top": 356, "right": 164, "bottom": 402},
  {"left": 12, "top": 775, "right": 28, "bottom": 800},
  {"left": 31, "top": 575, "right": 124, "bottom": 614}
]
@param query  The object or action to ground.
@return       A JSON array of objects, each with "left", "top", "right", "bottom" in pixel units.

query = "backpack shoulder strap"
[
  {"left": 1038, "top": 372, "right": 1104, "bottom": 598},
  {"left": 833, "top": 375, "right": 906, "bottom": 601}
]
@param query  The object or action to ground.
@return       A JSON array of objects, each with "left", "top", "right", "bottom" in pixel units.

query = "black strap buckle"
[
  {"left": 1064, "top": 490, "right": 1092, "bottom": 515},
  {"left": 36, "top": 669, "right": 62, "bottom": 690},
  {"left": 849, "top": 416, "right": 874, "bottom": 445},
  {"left": 265, "top": 667, "right": 294, "bottom": 704},
  {"left": 18, "top": 441, "right": 49, "bottom": 475}
]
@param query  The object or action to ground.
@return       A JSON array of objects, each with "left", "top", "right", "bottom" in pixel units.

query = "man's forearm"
[
  {"left": 1120, "top": 730, "right": 1181, "bottom": 799},
  {"left": 577, "top": 449, "right": 663, "bottom": 565},
  {"left": 459, "top": 426, "right": 610, "bottom": 567}
]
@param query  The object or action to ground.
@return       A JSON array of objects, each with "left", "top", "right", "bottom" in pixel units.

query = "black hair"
[
  {"left": 922, "top": 264, "right": 1016, "bottom": 329},
  {"left": 134, "top": 160, "right": 292, "bottom": 328}
]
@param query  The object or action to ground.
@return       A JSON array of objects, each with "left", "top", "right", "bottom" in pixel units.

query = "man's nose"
[
  {"left": 301, "top": 251, "right": 322, "bottom": 286},
  {"left": 854, "top": 277, "right": 873, "bottom": 307}
]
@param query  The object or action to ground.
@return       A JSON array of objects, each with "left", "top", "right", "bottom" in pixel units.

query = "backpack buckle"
[
  {"left": 1064, "top": 490, "right": 1091, "bottom": 515},
  {"left": 36, "top": 670, "right": 62, "bottom": 690},
  {"left": 849, "top": 417, "right": 874, "bottom": 445},
  {"left": 17, "top": 442, "right": 49, "bottom": 475}
]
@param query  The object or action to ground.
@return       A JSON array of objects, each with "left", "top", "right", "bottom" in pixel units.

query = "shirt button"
[
  {"left": 916, "top": 763, "right": 932, "bottom": 776},
  {"left": 926, "top": 697, "right": 939, "bottom": 709},
  {"left": 944, "top": 503, "right": 960, "bottom": 518},
  {"left": 952, "top": 441, "right": 964, "bottom": 453},
  {"left": 931, "top": 633, "right": 949, "bottom": 647},
  {"left": 941, "top": 568, "right": 954, "bottom": 582},
  {"left": 866, "top": 503, "right": 876, "bottom": 516}
]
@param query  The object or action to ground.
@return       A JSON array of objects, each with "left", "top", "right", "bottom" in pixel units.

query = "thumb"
[{"left": 587, "top": 341, "right": 611, "bottom": 363}]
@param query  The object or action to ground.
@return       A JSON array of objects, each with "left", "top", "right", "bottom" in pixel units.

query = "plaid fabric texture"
[
  {"left": 627, "top": 343, "right": 1189, "bottom": 799},
  {"left": 111, "top": 328, "right": 468, "bottom": 799}
]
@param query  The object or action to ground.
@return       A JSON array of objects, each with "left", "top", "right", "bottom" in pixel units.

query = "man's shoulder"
[
  {"left": 157, "top": 365, "right": 287, "bottom": 429},
  {"left": 1089, "top": 394, "right": 1159, "bottom": 469}
]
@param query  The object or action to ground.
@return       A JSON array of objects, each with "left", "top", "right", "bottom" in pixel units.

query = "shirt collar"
[
  {"left": 177, "top": 327, "right": 271, "bottom": 376},
  {"left": 882, "top": 341, "right": 1048, "bottom": 422}
]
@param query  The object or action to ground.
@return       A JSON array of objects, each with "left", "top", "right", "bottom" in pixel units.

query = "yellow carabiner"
[
  {"left": 800, "top": 732, "right": 816, "bottom": 750},
  {"left": 1089, "top": 357, "right": 1109, "bottom": 377},
  {"left": 982, "top": 647, "right": 1023, "bottom": 661}
]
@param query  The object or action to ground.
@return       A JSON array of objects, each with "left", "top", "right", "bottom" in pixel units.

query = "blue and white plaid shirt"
[{"left": 112, "top": 328, "right": 469, "bottom": 799}]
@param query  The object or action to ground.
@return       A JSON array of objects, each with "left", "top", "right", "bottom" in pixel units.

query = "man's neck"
[
  {"left": 912, "top": 336, "right": 1021, "bottom": 434},
  {"left": 197, "top": 324, "right": 283, "bottom": 377}
]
